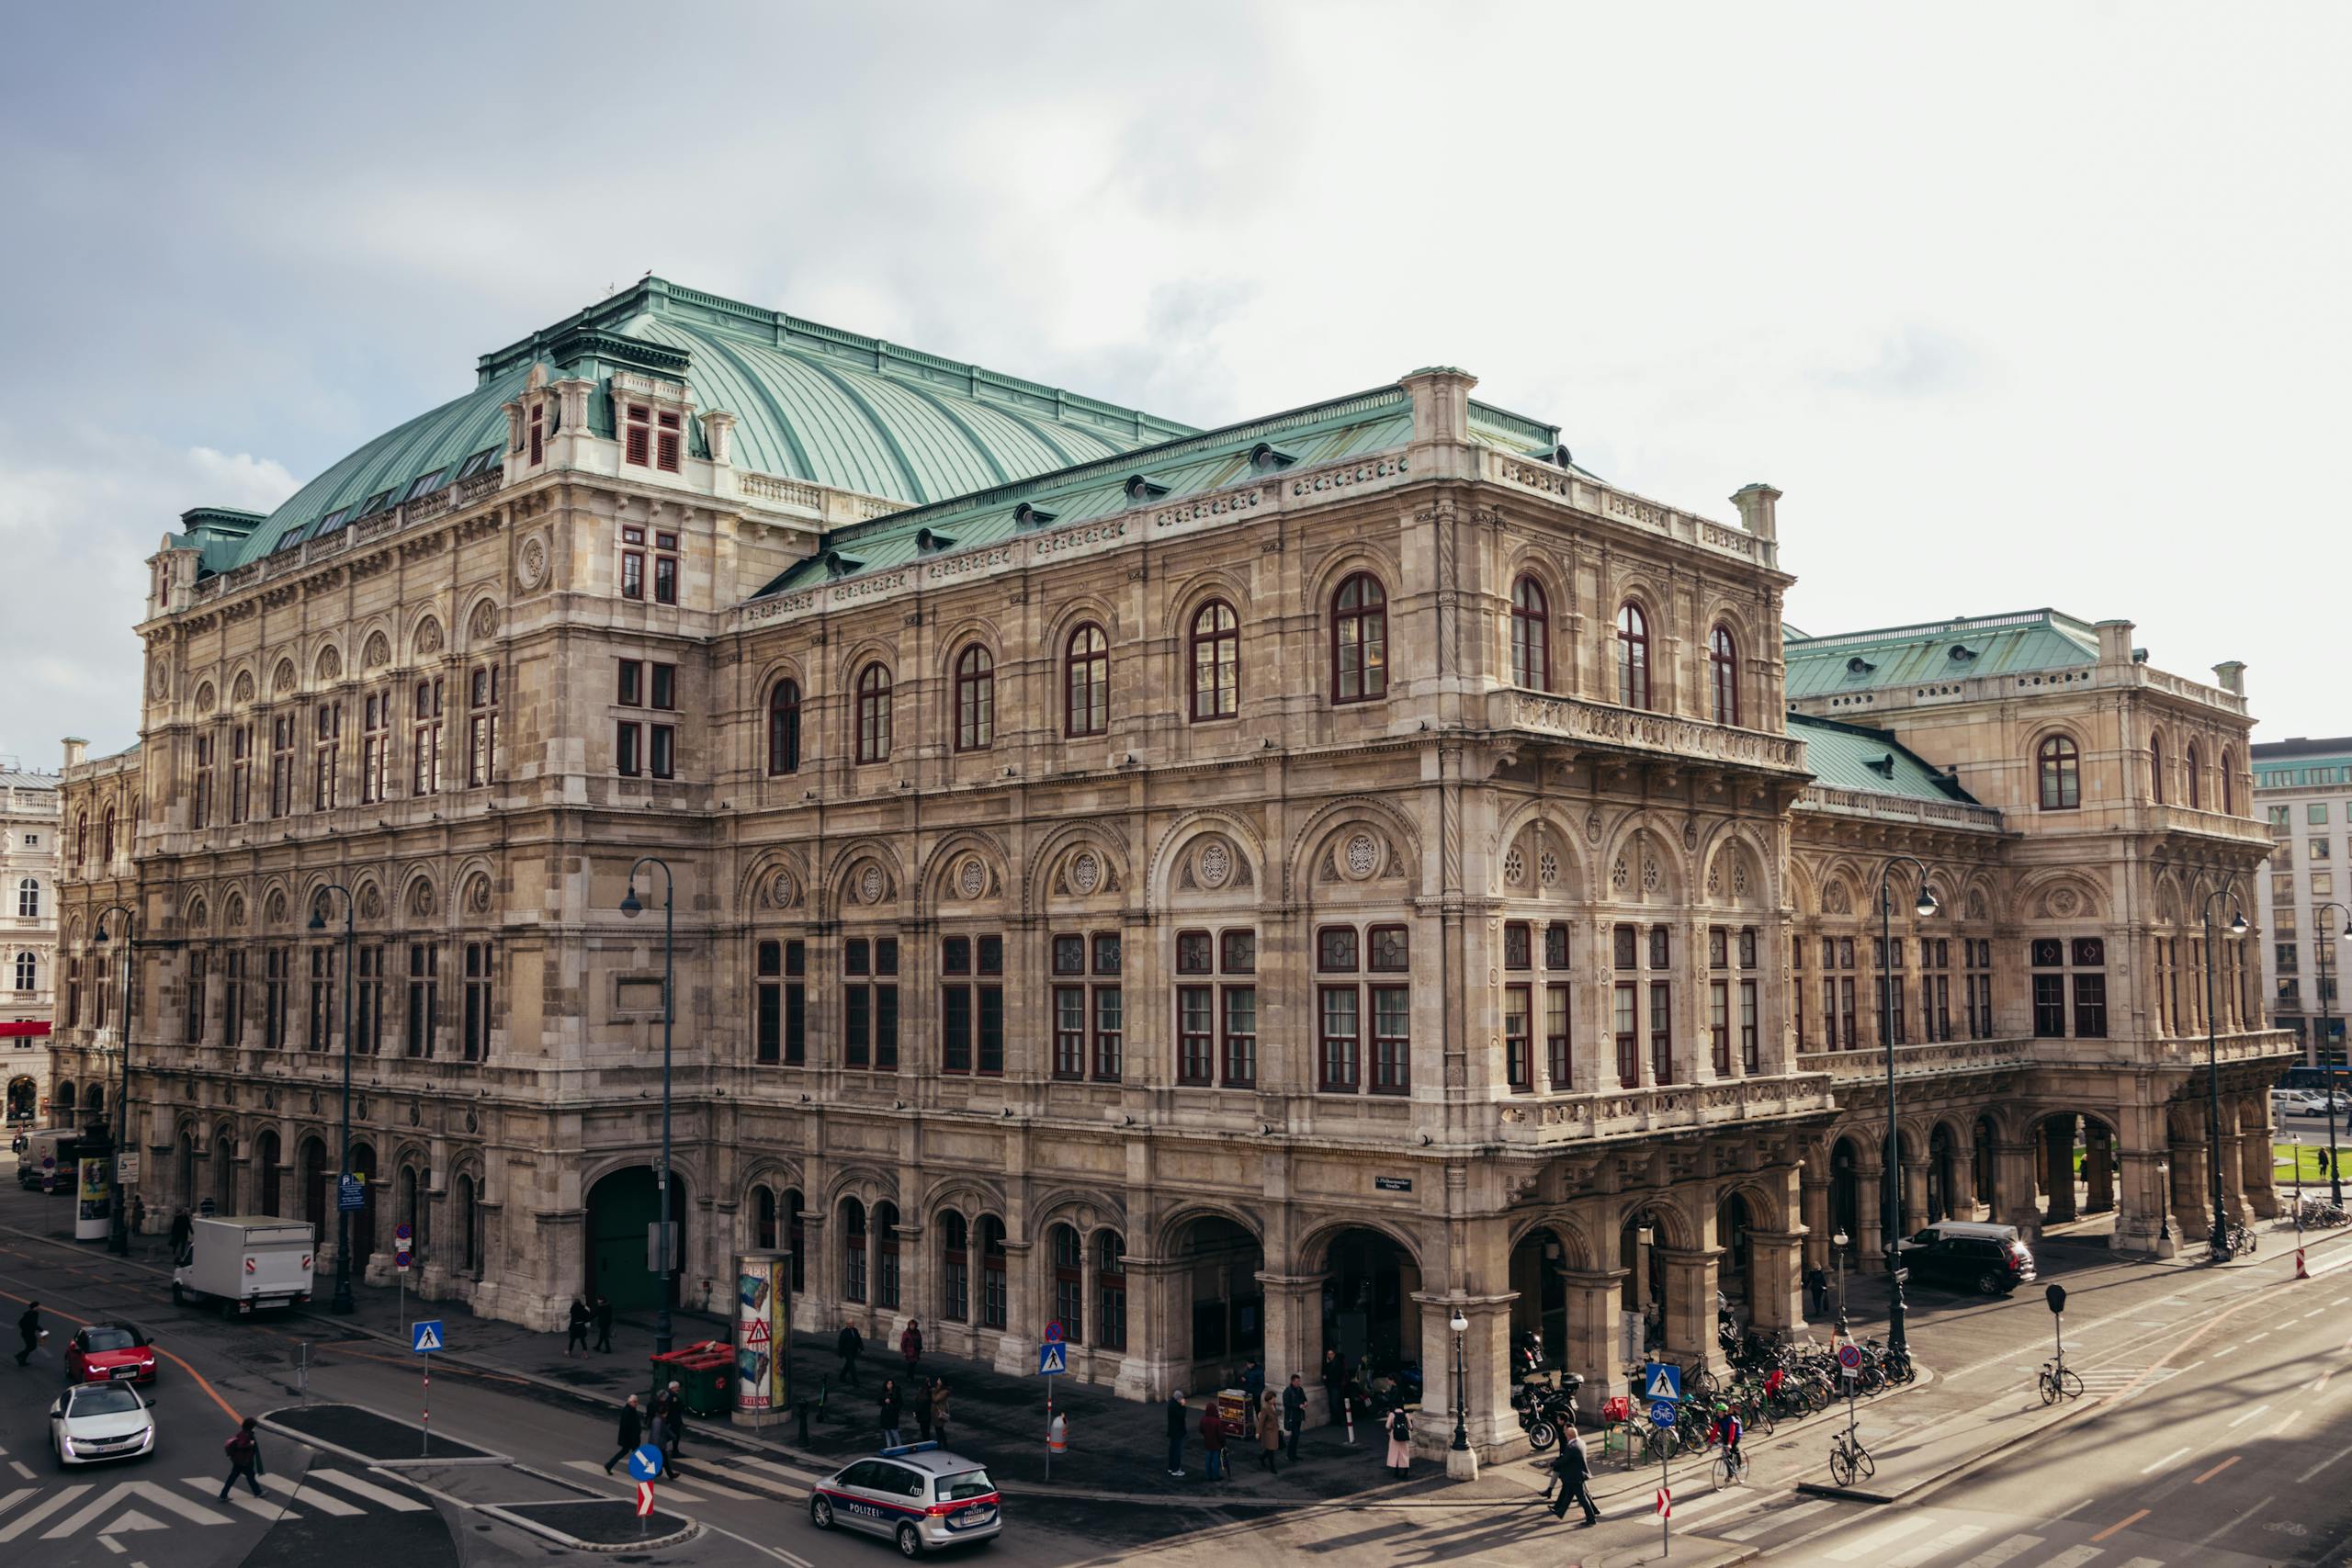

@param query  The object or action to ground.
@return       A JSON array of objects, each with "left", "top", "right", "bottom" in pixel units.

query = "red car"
[{"left": 65, "top": 1324, "right": 156, "bottom": 1387}]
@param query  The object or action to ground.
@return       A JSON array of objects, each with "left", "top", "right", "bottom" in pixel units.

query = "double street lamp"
[
  {"left": 308, "top": 885, "right": 358, "bottom": 1314},
  {"left": 1875, "top": 856, "right": 1939, "bottom": 1358},
  {"left": 2312, "top": 901, "right": 2352, "bottom": 1206},
  {"left": 620, "top": 857, "right": 676, "bottom": 1359},
  {"left": 93, "top": 903, "right": 135, "bottom": 1257},
  {"left": 2201, "top": 889, "right": 2250, "bottom": 1262}
]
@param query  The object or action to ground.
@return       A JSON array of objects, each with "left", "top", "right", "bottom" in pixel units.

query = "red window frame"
[
  {"left": 1370, "top": 984, "right": 1409, "bottom": 1093},
  {"left": 1648, "top": 978, "right": 1672, "bottom": 1083},
  {"left": 1710, "top": 978, "right": 1731, "bottom": 1075},
  {"left": 1177, "top": 985, "right": 1214, "bottom": 1085},
  {"left": 1504, "top": 983, "right": 1532, "bottom": 1091},
  {"left": 1052, "top": 985, "right": 1086, "bottom": 1080},
  {"left": 2150, "top": 735, "right": 2165, "bottom": 805},
  {"left": 1190, "top": 600, "right": 1239, "bottom": 720},
  {"left": 1612, "top": 981, "right": 1637, "bottom": 1088},
  {"left": 1544, "top": 982, "right": 1571, "bottom": 1089},
  {"left": 1617, "top": 602, "right": 1650, "bottom": 710},
  {"left": 1510, "top": 575, "right": 1549, "bottom": 691},
  {"left": 624, "top": 403, "right": 651, "bottom": 467},
  {"left": 2186, "top": 740, "right": 2202, "bottom": 809},
  {"left": 1318, "top": 985, "right": 1361, "bottom": 1092},
  {"left": 1223, "top": 984, "right": 1259, "bottom": 1088},
  {"left": 528, "top": 403, "right": 545, "bottom": 466},
  {"left": 655, "top": 410, "right": 682, "bottom": 472},
  {"left": 1331, "top": 572, "right": 1387, "bottom": 704}
]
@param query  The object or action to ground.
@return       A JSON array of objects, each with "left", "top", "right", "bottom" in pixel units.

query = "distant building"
[
  {"left": 2, "top": 761, "right": 61, "bottom": 1126},
  {"left": 2253, "top": 737, "right": 2352, "bottom": 1064}
]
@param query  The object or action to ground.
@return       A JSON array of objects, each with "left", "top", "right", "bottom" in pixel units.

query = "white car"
[
  {"left": 50, "top": 1381, "right": 156, "bottom": 1467},
  {"left": 810, "top": 1442, "right": 1001, "bottom": 1556}
]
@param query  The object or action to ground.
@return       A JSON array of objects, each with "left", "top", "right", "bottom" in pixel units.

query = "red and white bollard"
[{"left": 1343, "top": 1398, "right": 1355, "bottom": 1446}]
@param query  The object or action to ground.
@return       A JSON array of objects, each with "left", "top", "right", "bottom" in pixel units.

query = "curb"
[
  {"left": 476, "top": 1502, "right": 699, "bottom": 1554},
  {"left": 258, "top": 1402, "right": 503, "bottom": 1468}
]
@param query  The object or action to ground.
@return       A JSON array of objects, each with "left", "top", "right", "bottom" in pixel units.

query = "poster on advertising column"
[
  {"left": 734, "top": 1249, "right": 789, "bottom": 1424},
  {"left": 76, "top": 1154, "right": 112, "bottom": 1241}
]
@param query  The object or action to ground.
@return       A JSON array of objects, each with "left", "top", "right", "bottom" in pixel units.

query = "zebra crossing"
[
  {"left": 0, "top": 1465, "right": 430, "bottom": 1542},
  {"left": 560, "top": 1450, "right": 824, "bottom": 1507},
  {"left": 1713, "top": 1500, "right": 2199, "bottom": 1567}
]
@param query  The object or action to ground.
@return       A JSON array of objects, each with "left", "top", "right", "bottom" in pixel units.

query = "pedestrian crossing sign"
[
  {"left": 411, "top": 1320, "right": 444, "bottom": 1354},
  {"left": 1643, "top": 1361, "right": 1680, "bottom": 1403},
  {"left": 1037, "top": 1340, "right": 1068, "bottom": 1376},
  {"left": 744, "top": 1316, "right": 771, "bottom": 1347}
]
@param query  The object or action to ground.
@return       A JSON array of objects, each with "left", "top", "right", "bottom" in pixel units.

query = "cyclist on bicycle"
[{"left": 1713, "top": 1402, "right": 1744, "bottom": 1463}]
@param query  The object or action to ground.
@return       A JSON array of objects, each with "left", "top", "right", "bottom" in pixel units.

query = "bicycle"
[
  {"left": 1711, "top": 1444, "right": 1749, "bottom": 1490},
  {"left": 2219, "top": 1222, "right": 2258, "bottom": 1258},
  {"left": 1827, "top": 1427, "right": 1874, "bottom": 1487},
  {"left": 2037, "top": 1358, "right": 2084, "bottom": 1404}
]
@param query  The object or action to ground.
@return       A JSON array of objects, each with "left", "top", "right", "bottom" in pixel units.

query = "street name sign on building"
[
  {"left": 1038, "top": 1340, "right": 1068, "bottom": 1376},
  {"left": 412, "top": 1320, "right": 444, "bottom": 1354}
]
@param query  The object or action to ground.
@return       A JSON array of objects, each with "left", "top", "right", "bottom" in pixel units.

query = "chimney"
[
  {"left": 2094, "top": 619, "right": 2134, "bottom": 666},
  {"left": 2212, "top": 660, "right": 2246, "bottom": 696},
  {"left": 61, "top": 737, "right": 88, "bottom": 770},
  {"left": 1730, "top": 483, "right": 1781, "bottom": 542}
]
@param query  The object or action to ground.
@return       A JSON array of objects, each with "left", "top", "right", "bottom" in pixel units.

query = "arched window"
[
  {"left": 2186, "top": 741, "right": 2202, "bottom": 810},
  {"left": 1095, "top": 1230, "right": 1127, "bottom": 1351},
  {"left": 955, "top": 646, "right": 994, "bottom": 751},
  {"left": 2150, "top": 735, "right": 2165, "bottom": 805},
  {"left": 1709, "top": 625, "right": 1739, "bottom": 726},
  {"left": 1189, "top": 601, "right": 1239, "bottom": 720},
  {"left": 1331, "top": 573, "right": 1388, "bottom": 704},
  {"left": 842, "top": 1198, "right": 869, "bottom": 1303},
  {"left": 978, "top": 1214, "right": 1008, "bottom": 1329},
  {"left": 1065, "top": 625, "right": 1109, "bottom": 737},
  {"left": 2221, "top": 749, "right": 2237, "bottom": 815},
  {"left": 1616, "top": 603, "right": 1651, "bottom": 710},
  {"left": 2037, "top": 735, "right": 2081, "bottom": 810},
  {"left": 74, "top": 813, "right": 87, "bottom": 869},
  {"left": 786, "top": 1190, "right": 805, "bottom": 1292},
  {"left": 13, "top": 952, "right": 33, "bottom": 992},
  {"left": 1050, "top": 1224, "right": 1083, "bottom": 1344},
  {"left": 85, "top": 1083, "right": 103, "bottom": 1120},
  {"left": 854, "top": 665, "right": 892, "bottom": 764},
  {"left": 100, "top": 807, "right": 115, "bottom": 864},
  {"left": 940, "top": 1211, "right": 970, "bottom": 1323},
  {"left": 15, "top": 878, "right": 37, "bottom": 919},
  {"left": 456, "top": 1173, "right": 481, "bottom": 1273},
  {"left": 1510, "top": 576, "right": 1549, "bottom": 691},
  {"left": 875, "top": 1201, "right": 902, "bottom": 1311},
  {"left": 752, "top": 1186, "right": 777, "bottom": 1250},
  {"left": 766, "top": 680, "right": 801, "bottom": 775}
]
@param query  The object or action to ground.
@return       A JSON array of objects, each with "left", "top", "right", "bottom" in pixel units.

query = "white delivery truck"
[{"left": 173, "top": 1216, "right": 315, "bottom": 1317}]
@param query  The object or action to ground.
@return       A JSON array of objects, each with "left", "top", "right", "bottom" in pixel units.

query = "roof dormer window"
[
  {"left": 1250, "top": 442, "right": 1297, "bottom": 472},
  {"left": 1013, "top": 502, "right": 1057, "bottom": 527},
  {"left": 456, "top": 446, "right": 498, "bottom": 481},
  {"left": 625, "top": 403, "right": 652, "bottom": 467},
  {"left": 401, "top": 468, "right": 447, "bottom": 502},
  {"left": 311, "top": 507, "right": 351, "bottom": 538},
  {"left": 1125, "top": 474, "right": 1170, "bottom": 503},
  {"left": 359, "top": 489, "right": 396, "bottom": 518}
]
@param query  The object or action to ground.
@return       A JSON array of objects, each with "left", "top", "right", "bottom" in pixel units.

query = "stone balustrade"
[
  {"left": 1495, "top": 1071, "right": 1836, "bottom": 1145},
  {"left": 1487, "top": 689, "right": 1809, "bottom": 775}
]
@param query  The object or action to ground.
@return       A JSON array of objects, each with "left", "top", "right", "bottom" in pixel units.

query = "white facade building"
[
  {"left": 2, "top": 761, "right": 62, "bottom": 1125},
  {"left": 2255, "top": 736, "right": 2352, "bottom": 1064}
]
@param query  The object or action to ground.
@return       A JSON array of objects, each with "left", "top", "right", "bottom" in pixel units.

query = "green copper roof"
[
  {"left": 1791, "top": 712, "right": 1981, "bottom": 806},
  {"left": 1782, "top": 609, "right": 2098, "bottom": 700},
  {"left": 216, "top": 277, "right": 1199, "bottom": 569}
]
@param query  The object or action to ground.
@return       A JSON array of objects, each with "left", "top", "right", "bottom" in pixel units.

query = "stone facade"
[
  {"left": 47, "top": 283, "right": 2290, "bottom": 1457},
  {"left": 3, "top": 765, "right": 61, "bottom": 1126}
]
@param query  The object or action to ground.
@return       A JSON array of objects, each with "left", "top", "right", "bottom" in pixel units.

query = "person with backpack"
[
  {"left": 220, "top": 1416, "right": 266, "bottom": 1500},
  {"left": 1384, "top": 1404, "right": 1413, "bottom": 1479}
]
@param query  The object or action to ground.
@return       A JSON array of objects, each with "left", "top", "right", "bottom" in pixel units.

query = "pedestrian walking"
[
  {"left": 15, "top": 1301, "right": 41, "bottom": 1367},
  {"left": 1199, "top": 1400, "right": 1227, "bottom": 1481},
  {"left": 1321, "top": 1348, "right": 1348, "bottom": 1426},
  {"left": 168, "top": 1208, "right": 193, "bottom": 1259},
  {"left": 219, "top": 1416, "right": 266, "bottom": 1499},
  {"left": 646, "top": 1410, "right": 673, "bottom": 1476},
  {"left": 662, "top": 1381, "right": 689, "bottom": 1456},
  {"left": 915, "top": 1375, "right": 936, "bottom": 1441},
  {"left": 1242, "top": 1358, "right": 1265, "bottom": 1415},
  {"left": 1255, "top": 1392, "right": 1282, "bottom": 1473},
  {"left": 880, "top": 1378, "right": 905, "bottom": 1449},
  {"left": 566, "top": 1297, "right": 591, "bottom": 1357},
  {"left": 931, "top": 1377, "right": 952, "bottom": 1447},
  {"left": 1384, "top": 1404, "right": 1413, "bottom": 1479},
  {"left": 1547, "top": 1427, "right": 1600, "bottom": 1527},
  {"left": 837, "top": 1322, "right": 865, "bottom": 1386},
  {"left": 1164, "top": 1390, "right": 1188, "bottom": 1477},
  {"left": 899, "top": 1318, "right": 923, "bottom": 1376},
  {"left": 605, "top": 1394, "right": 644, "bottom": 1474},
  {"left": 593, "top": 1295, "right": 614, "bottom": 1353},
  {"left": 1804, "top": 1264, "right": 1830, "bottom": 1318},
  {"left": 130, "top": 1193, "right": 146, "bottom": 1236},
  {"left": 1282, "top": 1374, "right": 1306, "bottom": 1461}
]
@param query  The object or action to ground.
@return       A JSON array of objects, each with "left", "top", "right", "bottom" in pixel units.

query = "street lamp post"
[
  {"left": 94, "top": 904, "right": 135, "bottom": 1256},
  {"left": 1446, "top": 1304, "right": 1475, "bottom": 1481},
  {"left": 2157, "top": 1161, "right": 2171, "bottom": 1247},
  {"left": 2294, "top": 1134, "right": 2305, "bottom": 1247},
  {"left": 621, "top": 858, "right": 675, "bottom": 1359},
  {"left": 2312, "top": 901, "right": 2352, "bottom": 1205},
  {"left": 2201, "top": 889, "right": 2250, "bottom": 1262},
  {"left": 1830, "top": 1229, "right": 1849, "bottom": 1333},
  {"left": 309, "top": 886, "right": 357, "bottom": 1313},
  {"left": 1875, "top": 856, "right": 1939, "bottom": 1357}
]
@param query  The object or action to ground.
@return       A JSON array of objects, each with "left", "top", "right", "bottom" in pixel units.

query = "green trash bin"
[{"left": 677, "top": 1342, "right": 734, "bottom": 1417}]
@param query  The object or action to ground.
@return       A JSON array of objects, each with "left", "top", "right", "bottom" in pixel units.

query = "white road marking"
[
  {"left": 191, "top": 1482, "right": 290, "bottom": 1522},
  {"left": 2227, "top": 1402, "right": 2273, "bottom": 1427},
  {"left": 2304, "top": 1308, "right": 2325, "bottom": 1318},
  {"left": 2277, "top": 1410, "right": 2304, "bottom": 1438},
  {"left": 254, "top": 1475, "right": 362, "bottom": 1516},
  {"left": 2038, "top": 1547, "right": 2106, "bottom": 1568},
  {"left": 2178, "top": 1359, "right": 2205, "bottom": 1373},
  {"left": 562, "top": 1460, "right": 712, "bottom": 1504},
  {"left": 0, "top": 1491, "right": 32, "bottom": 1521},
  {"left": 303, "top": 1469, "right": 429, "bottom": 1512},
  {"left": 98, "top": 1535, "right": 125, "bottom": 1555},
  {"left": 1720, "top": 1496, "right": 1828, "bottom": 1541},
  {"left": 0, "top": 1486, "right": 91, "bottom": 1542},
  {"left": 657, "top": 1470, "right": 763, "bottom": 1501},
  {"left": 2198, "top": 1492, "right": 2278, "bottom": 1546},
  {"left": 2116, "top": 1558, "right": 2165, "bottom": 1568},
  {"left": 1954, "top": 1537, "right": 2045, "bottom": 1568},
  {"left": 6, "top": 1463, "right": 30, "bottom": 1482},
  {"left": 2139, "top": 1445, "right": 2192, "bottom": 1475},
  {"left": 2296, "top": 1440, "right": 2352, "bottom": 1482},
  {"left": 1889, "top": 1523, "right": 1986, "bottom": 1565},
  {"left": 2050, "top": 1496, "right": 2091, "bottom": 1519},
  {"left": 1827, "top": 1515, "right": 1937, "bottom": 1561},
  {"left": 729, "top": 1453, "right": 823, "bottom": 1483},
  {"left": 2248, "top": 1331, "right": 2271, "bottom": 1342},
  {"left": 2215, "top": 1343, "right": 2242, "bottom": 1355}
]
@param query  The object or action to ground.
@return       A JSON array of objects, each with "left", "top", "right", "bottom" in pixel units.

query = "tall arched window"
[
  {"left": 74, "top": 814, "right": 87, "bottom": 870},
  {"left": 1065, "top": 625, "right": 1109, "bottom": 737},
  {"left": 955, "top": 645, "right": 995, "bottom": 750},
  {"left": 13, "top": 952, "right": 34, "bottom": 991},
  {"left": 766, "top": 680, "right": 801, "bottom": 775},
  {"left": 1190, "top": 601, "right": 1239, "bottom": 720},
  {"left": 456, "top": 1173, "right": 481, "bottom": 1273},
  {"left": 16, "top": 878, "right": 37, "bottom": 919},
  {"left": 2221, "top": 749, "right": 2237, "bottom": 815},
  {"left": 842, "top": 1197, "right": 869, "bottom": 1303},
  {"left": 1616, "top": 603, "right": 1651, "bottom": 710},
  {"left": 752, "top": 1186, "right": 777, "bottom": 1250},
  {"left": 1331, "top": 573, "right": 1387, "bottom": 704},
  {"left": 100, "top": 807, "right": 115, "bottom": 864},
  {"left": 2150, "top": 735, "right": 2165, "bottom": 804},
  {"left": 2186, "top": 741, "right": 2202, "bottom": 809},
  {"left": 1709, "top": 625, "right": 1739, "bottom": 726},
  {"left": 940, "top": 1211, "right": 970, "bottom": 1323},
  {"left": 1510, "top": 576, "right": 1549, "bottom": 691},
  {"left": 2038, "top": 734, "right": 2081, "bottom": 810},
  {"left": 854, "top": 665, "right": 892, "bottom": 764}
]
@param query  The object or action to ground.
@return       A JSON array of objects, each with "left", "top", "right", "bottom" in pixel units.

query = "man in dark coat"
[
  {"left": 1320, "top": 1348, "right": 1348, "bottom": 1426},
  {"left": 1164, "top": 1390, "right": 1188, "bottom": 1477},
  {"left": 605, "top": 1394, "right": 645, "bottom": 1474},
  {"left": 1547, "top": 1428, "right": 1600, "bottom": 1526},
  {"left": 1282, "top": 1374, "right": 1307, "bottom": 1461},
  {"left": 593, "top": 1295, "right": 615, "bottom": 1353},
  {"left": 837, "top": 1322, "right": 865, "bottom": 1386},
  {"left": 566, "top": 1298, "right": 591, "bottom": 1357},
  {"left": 15, "top": 1301, "right": 40, "bottom": 1367},
  {"left": 169, "top": 1209, "right": 194, "bottom": 1261}
]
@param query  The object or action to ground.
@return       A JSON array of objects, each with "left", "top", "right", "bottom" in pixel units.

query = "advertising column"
[
  {"left": 733, "top": 1249, "right": 790, "bottom": 1428},
  {"left": 75, "top": 1134, "right": 113, "bottom": 1242}
]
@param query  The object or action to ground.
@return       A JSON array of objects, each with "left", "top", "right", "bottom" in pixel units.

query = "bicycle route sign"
[
  {"left": 1837, "top": 1342, "right": 1862, "bottom": 1379},
  {"left": 1650, "top": 1398, "right": 1679, "bottom": 1427}
]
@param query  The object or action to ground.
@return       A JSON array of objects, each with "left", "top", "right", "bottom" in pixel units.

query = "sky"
[{"left": 3, "top": 1, "right": 2346, "bottom": 763}]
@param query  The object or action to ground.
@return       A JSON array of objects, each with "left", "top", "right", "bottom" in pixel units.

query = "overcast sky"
[{"left": 4, "top": 2, "right": 2346, "bottom": 765}]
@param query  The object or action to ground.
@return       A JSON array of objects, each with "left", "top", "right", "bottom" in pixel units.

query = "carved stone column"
[
  {"left": 1257, "top": 1272, "right": 1323, "bottom": 1390},
  {"left": 1560, "top": 1268, "right": 1631, "bottom": 1421},
  {"left": 1655, "top": 1247, "right": 1723, "bottom": 1372},
  {"left": 1745, "top": 1229, "right": 1804, "bottom": 1335},
  {"left": 2043, "top": 1118, "right": 2079, "bottom": 1224}
]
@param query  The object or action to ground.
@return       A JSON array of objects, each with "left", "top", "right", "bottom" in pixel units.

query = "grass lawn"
[{"left": 2274, "top": 1142, "right": 2352, "bottom": 1182}]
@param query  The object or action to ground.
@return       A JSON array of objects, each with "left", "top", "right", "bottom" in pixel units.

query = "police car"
[{"left": 809, "top": 1441, "right": 1001, "bottom": 1556}]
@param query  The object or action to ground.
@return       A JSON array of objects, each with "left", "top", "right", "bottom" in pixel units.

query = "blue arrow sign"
[
  {"left": 1037, "top": 1341, "right": 1067, "bottom": 1376},
  {"left": 627, "top": 1443, "right": 664, "bottom": 1481},
  {"left": 411, "top": 1319, "right": 444, "bottom": 1354},
  {"left": 1650, "top": 1399, "right": 1679, "bottom": 1427},
  {"left": 1643, "top": 1362, "right": 1680, "bottom": 1403}
]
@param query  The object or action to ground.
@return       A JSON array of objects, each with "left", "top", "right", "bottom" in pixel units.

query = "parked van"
[
  {"left": 15, "top": 1129, "right": 80, "bottom": 1192},
  {"left": 1897, "top": 1220, "right": 2025, "bottom": 1252}
]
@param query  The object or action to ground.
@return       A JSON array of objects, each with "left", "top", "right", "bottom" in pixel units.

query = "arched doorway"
[
  {"left": 347, "top": 1141, "right": 378, "bottom": 1264},
  {"left": 212, "top": 1125, "right": 237, "bottom": 1214},
  {"left": 254, "top": 1129, "right": 281, "bottom": 1216},
  {"left": 1828, "top": 1140, "right": 1860, "bottom": 1251},
  {"left": 300, "top": 1137, "right": 329, "bottom": 1235},
  {"left": 1973, "top": 1117, "right": 1998, "bottom": 1211},
  {"left": 585, "top": 1167, "right": 688, "bottom": 1313},
  {"left": 1928, "top": 1125, "right": 1956, "bottom": 1224},
  {"left": 1619, "top": 1211, "right": 1673, "bottom": 1353},
  {"left": 752, "top": 1187, "right": 777, "bottom": 1251},
  {"left": 1170, "top": 1214, "right": 1262, "bottom": 1385},
  {"left": 1717, "top": 1194, "right": 1755, "bottom": 1311},
  {"left": 54, "top": 1081, "right": 76, "bottom": 1126},
  {"left": 6, "top": 1076, "right": 34, "bottom": 1122},
  {"left": 1508, "top": 1225, "right": 1574, "bottom": 1370},
  {"left": 175, "top": 1128, "right": 196, "bottom": 1209},
  {"left": 1321, "top": 1227, "right": 1417, "bottom": 1379}
]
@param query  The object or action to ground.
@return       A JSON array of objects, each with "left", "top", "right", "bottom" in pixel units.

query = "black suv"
[{"left": 1905, "top": 1235, "right": 2036, "bottom": 1296}]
